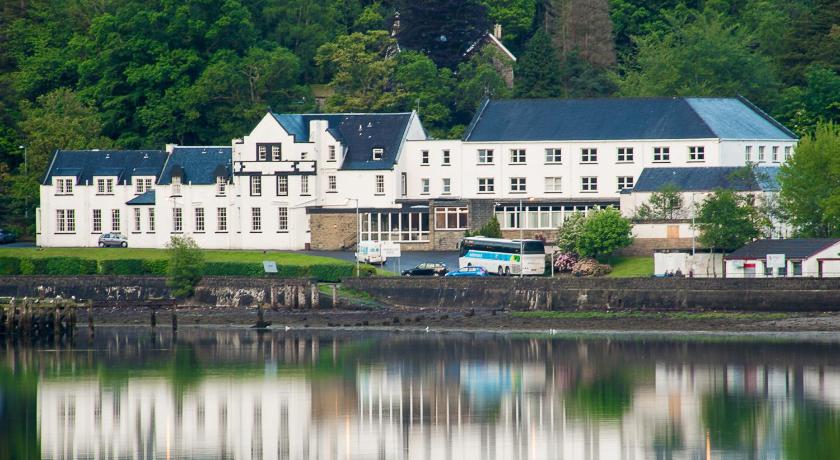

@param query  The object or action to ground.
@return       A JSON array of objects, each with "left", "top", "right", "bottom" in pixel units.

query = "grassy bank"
[
  {"left": 605, "top": 256, "right": 654, "bottom": 278},
  {"left": 0, "top": 247, "right": 347, "bottom": 265},
  {"left": 511, "top": 310, "right": 789, "bottom": 321}
]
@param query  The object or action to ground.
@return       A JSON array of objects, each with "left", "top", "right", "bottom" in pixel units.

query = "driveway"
[{"left": 308, "top": 250, "right": 460, "bottom": 274}]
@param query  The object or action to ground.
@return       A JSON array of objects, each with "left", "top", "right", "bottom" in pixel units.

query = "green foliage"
[
  {"left": 696, "top": 189, "right": 768, "bottom": 251},
  {"left": 556, "top": 212, "right": 587, "bottom": 254},
  {"left": 634, "top": 184, "right": 685, "bottom": 220},
  {"left": 469, "top": 215, "right": 502, "bottom": 238},
  {"left": 779, "top": 65, "right": 840, "bottom": 136},
  {"left": 778, "top": 123, "right": 840, "bottom": 236},
  {"left": 100, "top": 259, "right": 147, "bottom": 275},
  {"left": 702, "top": 393, "right": 763, "bottom": 451},
  {"left": 166, "top": 236, "right": 205, "bottom": 299},
  {"left": 397, "top": 0, "right": 491, "bottom": 69},
  {"left": 310, "top": 264, "right": 354, "bottom": 282},
  {"left": 576, "top": 207, "right": 634, "bottom": 259},
  {"left": 568, "top": 372, "right": 633, "bottom": 420},
  {"left": 784, "top": 403, "right": 840, "bottom": 460},
  {"left": 454, "top": 47, "right": 512, "bottom": 119},
  {"left": 44, "top": 257, "right": 98, "bottom": 275},
  {"left": 143, "top": 259, "right": 169, "bottom": 276},
  {"left": 0, "top": 256, "right": 21, "bottom": 275},
  {"left": 480, "top": 0, "right": 537, "bottom": 48},
  {"left": 515, "top": 29, "right": 563, "bottom": 98}
]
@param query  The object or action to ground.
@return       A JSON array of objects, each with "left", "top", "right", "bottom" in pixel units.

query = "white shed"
[{"left": 724, "top": 239, "right": 840, "bottom": 278}]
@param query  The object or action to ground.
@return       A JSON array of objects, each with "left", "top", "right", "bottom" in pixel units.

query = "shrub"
[
  {"left": 0, "top": 257, "right": 21, "bottom": 275},
  {"left": 552, "top": 252, "right": 579, "bottom": 273},
  {"left": 166, "top": 236, "right": 205, "bottom": 299},
  {"left": 100, "top": 259, "right": 146, "bottom": 275},
  {"left": 572, "top": 258, "right": 612, "bottom": 277},
  {"left": 143, "top": 259, "right": 169, "bottom": 275},
  {"left": 310, "top": 264, "right": 354, "bottom": 282},
  {"left": 44, "top": 257, "right": 97, "bottom": 275},
  {"left": 353, "top": 264, "right": 377, "bottom": 277},
  {"left": 19, "top": 258, "right": 42, "bottom": 275},
  {"left": 203, "top": 261, "right": 264, "bottom": 277}
]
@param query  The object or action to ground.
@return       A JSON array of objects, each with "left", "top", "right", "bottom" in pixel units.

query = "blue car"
[{"left": 445, "top": 266, "right": 489, "bottom": 277}]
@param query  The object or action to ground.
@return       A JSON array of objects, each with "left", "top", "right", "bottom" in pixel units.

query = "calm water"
[{"left": 2, "top": 328, "right": 840, "bottom": 460}]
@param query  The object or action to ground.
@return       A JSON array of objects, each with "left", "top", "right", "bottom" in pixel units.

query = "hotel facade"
[{"left": 37, "top": 96, "right": 797, "bottom": 251}]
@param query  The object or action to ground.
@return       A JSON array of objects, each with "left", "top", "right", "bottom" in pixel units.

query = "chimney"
[{"left": 493, "top": 24, "right": 502, "bottom": 39}]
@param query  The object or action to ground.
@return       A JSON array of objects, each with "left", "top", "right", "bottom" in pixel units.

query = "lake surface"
[{"left": 2, "top": 328, "right": 840, "bottom": 460}]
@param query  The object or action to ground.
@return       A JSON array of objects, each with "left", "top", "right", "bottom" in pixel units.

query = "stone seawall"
[
  {"left": 0, "top": 276, "right": 319, "bottom": 308},
  {"left": 343, "top": 277, "right": 840, "bottom": 311}
]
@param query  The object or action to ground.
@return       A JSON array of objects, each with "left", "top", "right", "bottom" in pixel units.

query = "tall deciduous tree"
[
  {"left": 778, "top": 123, "right": 840, "bottom": 237},
  {"left": 696, "top": 189, "right": 767, "bottom": 251},
  {"left": 515, "top": 29, "right": 563, "bottom": 98},
  {"left": 634, "top": 184, "right": 685, "bottom": 220},
  {"left": 397, "top": 0, "right": 491, "bottom": 69},
  {"left": 480, "top": 0, "right": 538, "bottom": 49}
]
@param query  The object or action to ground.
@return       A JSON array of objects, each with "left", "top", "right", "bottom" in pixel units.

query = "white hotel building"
[{"left": 37, "top": 96, "right": 797, "bottom": 251}]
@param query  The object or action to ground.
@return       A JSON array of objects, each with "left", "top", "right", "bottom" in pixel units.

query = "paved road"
[
  {"left": 0, "top": 241, "right": 35, "bottom": 247},
  {"left": 309, "top": 250, "right": 459, "bottom": 274}
]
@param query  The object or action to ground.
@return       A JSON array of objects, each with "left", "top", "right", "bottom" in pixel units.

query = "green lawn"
[
  {"left": 511, "top": 311, "right": 789, "bottom": 321},
  {"left": 605, "top": 256, "right": 654, "bottom": 278},
  {"left": 0, "top": 247, "right": 349, "bottom": 265}
]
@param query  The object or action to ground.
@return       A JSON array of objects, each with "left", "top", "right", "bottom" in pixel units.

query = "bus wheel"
[
  {"left": 497, "top": 266, "right": 504, "bottom": 276},
  {"left": 504, "top": 267, "right": 510, "bottom": 276}
]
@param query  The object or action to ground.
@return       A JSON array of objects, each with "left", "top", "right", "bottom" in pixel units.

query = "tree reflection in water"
[
  {"left": 0, "top": 366, "right": 40, "bottom": 460},
  {"left": 568, "top": 371, "right": 633, "bottom": 420},
  {"left": 784, "top": 402, "right": 840, "bottom": 460},
  {"left": 702, "top": 392, "right": 764, "bottom": 451}
]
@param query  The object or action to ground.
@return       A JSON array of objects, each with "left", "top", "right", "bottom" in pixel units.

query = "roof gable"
[
  {"left": 726, "top": 239, "right": 840, "bottom": 259},
  {"left": 43, "top": 150, "right": 167, "bottom": 186},
  {"left": 633, "top": 166, "right": 781, "bottom": 193},
  {"left": 464, "top": 97, "right": 796, "bottom": 142},
  {"left": 126, "top": 190, "right": 155, "bottom": 206},
  {"left": 158, "top": 146, "right": 232, "bottom": 185}
]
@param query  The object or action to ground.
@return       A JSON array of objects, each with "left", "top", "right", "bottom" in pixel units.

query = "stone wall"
[
  {"left": 617, "top": 238, "right": 695, "bottom": 256},
  {"left": 310, "top": 213, "right": 357, "bottom": 250},
  {"left": 344, "top": 277, "right": 840, "bottom": 312},
  {"left": 0, "top": 276, "right": 319, "bottom": 308}
]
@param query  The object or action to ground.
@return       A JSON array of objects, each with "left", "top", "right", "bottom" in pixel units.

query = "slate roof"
[
  {"left": 272, "top": 113, "right": 413, "bottom": 170},
  {"left": 158, "top": 146, "right": 232, "bottom": 185},
  {"left": 725, "top": 239, "right": 840, "bottom": 259},
  {"left": 463, "top": 97, "right": 796, "bottom": 142},
  {"left": 632, "top": 167, "right": 780, "bottom": 193},
  {"left": 126, "top": 190, "right": 155, "bottom": 206},
  {"left": 43, "top": 150, "right": 167, "bottom": 185}
]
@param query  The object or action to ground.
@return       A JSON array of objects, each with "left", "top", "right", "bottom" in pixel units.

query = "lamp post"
[{"left": 19, "top": 145, "right": 28, "bottom": 219}]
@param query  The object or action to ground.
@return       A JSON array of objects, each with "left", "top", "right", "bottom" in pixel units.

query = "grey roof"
[
  {"left": 43, "top": 150, "right": 167, "bottom": 185},
  {"left": 464, "top": 97, "right": 796, "bottom": 142},
  {"left": 272, "top": 112, "right": 412, "bottom": 170},
  {"left": 632, "top": 167, "right": 780, "bottom": 193},
  {"left": 158, "top": 146, "right": 232, "bottom": 185},
  {"left": 126, "top": 190, "right": 155, "bottom": 206},
  {"left": 726, "top": 239, "right": 840, "bottom": 259}
]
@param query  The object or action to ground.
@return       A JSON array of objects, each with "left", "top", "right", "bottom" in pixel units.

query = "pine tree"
[
  {"left": 515, "top": 29, "right": 563, "bottom": 98},
  {"left": 397, "top": 0, "right": 491, "bottom": 69},
  {"left": 544, "top": 0, "right": 617, "bottom": 69}
]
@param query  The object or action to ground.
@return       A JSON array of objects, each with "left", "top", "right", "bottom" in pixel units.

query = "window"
[
  {"left": 784, "top": 146, "right": 792, "bottom": 160},
  {"left": 372, "top": 148, "right": 383, "bottom": 160},
  {"left": 250, "top": 176, "right": 262, "bottom": 196},
  {"left": 56, "top": 178, "right": 73, "bottom": 194},
  {"left": 758, "top": 146, "right": 765, "bottom": 162},
  {"left": 421, "top": 150, "right": 430, "bottom": 165},
  {"left": 745, "top": 145, "right": 752, "bottom": 162},
  {"left": 271, "top": 145, "right": 281, "bottom": 161},
  {"left": 251, "top": 207, "right": 261, "bottom": 232},
  {"left": 300, "top": 176, "right": 309, "bottom": 195},
  {"left": 545, "top": 148, "right": 562, "bottom": 163},
  {"left": 545, "top": 177, "right": 562, "bottom": 193},
  {"left": 360, "top": 211, "right": 429, "bottom": 242},
  {"left": 216, "top": 176, "right": 226, "bottom": 196},
  {"left": 328, "top": 145, "right": 336, "bottom": 161},
  {"left": 375, "top": 175, "right": 385, "bottom": 194},
  {"left": 328, "top": 175, "right": 337, "bottom": 192},
  {"left": 792, "top": 261, "right": 803, "bottom": 276},
  {"left": 653, "top": 147, "right": 670, "bottom": 162},
  {"left": 434, "top": 207, "right": 468, "bottom": 230},
  {"left": 617, "top": 176, "right": 634, "bottom": 190},
  {"left": 172, "top": 208, "right": 182, "bottom": 232},
  {"left": 56, "top": 209, "right": 75, "bottom": 233},
  {"left": 772, "top": 146, "right": 779, "bottom": 162},
  {"left": 495, "top": 204, "right": 594, "bottom": 230},
  {"left": 510, "top": 177, "right": 527, "bottom": 193},
  {"left": 689, "top": 146, "right": 705, "bottom": 161},
  {"left": 581, "top": 177, "right": 598, "bottom": 192},
  {"left": 92, "top": 209, "right": 102, "bottom": 233},
  {"left": 478, "top": 178, "right": 495, "bottom": 193},
  {"left": 148, "top": 209, "right": 155, "bottom": 232},
  {"left": 258, "top": 145, "right": 267, "bottom": 161},
  {"left": 442, "top": 150, "right": 451, "bottom": 165},
  {"left": 617, "top": 147, "right": 634, "bottom": 162},
  {"left": 442, "top": 178, "right": 451, "bottom": 194},
  {"left": 133, "top": 208, "right": 142, "bottom": 232},
  {"left": 478, "top": 149, "right": 494, "bottom": 164},
  {"left": 401, "top": 173, "right": 407, "bottom": 196},
  {"left": 111, "top": 209, "right": 120, "bottom": 232},
  {"left": 278, "top": 207, "right": 288, "bottom": 232},
  {"left": 135, "top": 178, "right": 152, "bottom": 194},
  {"left": 217, "top": 208, "right": 227, "bottom": 232},
  {"left": 421, "top": 178, "right": 430, "bottom": 194},
  {"left": 195, "top": 208, "right": 205, "bottom": 232},
  {"left": 510, "top": 149, "right": 527, "bottom": 164},
  {"left": 97, "top": 178, "right": 114, "bottom": 194},
  {"left": 581, "top": 148, "right": 597, "bottom": 163},
  {"left": 171, "top": 176, "right": 181, "bottom": 195},
  {"left": 276, "top": 176, "right": 288, "bottom": 196}
]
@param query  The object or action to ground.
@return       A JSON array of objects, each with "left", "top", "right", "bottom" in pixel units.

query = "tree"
[
  {"left": 778, "top": 123, "right": 840, "bottom": 236},
  {"left": 392, "top": 51, "right": 454, "bottom": 135},
  {"left": 778, "top": 65, "right": 840, "bottom": 135},
  {"left": 544, "top": 0, "right": 617, "bottom": 69},
  {"left": 480, "top": 0, "right": 538, "bottom": 48},
  {"left": 696, "top": 189, "right": 768, "bottom": 251},
  {"left": 397, "top": 0, "right": 491, "bottom": 69},
  {"left": 453, "top": 47, "right": 512, "bottom": 124},
  {"left": 515, "top": 29, "right": 563, "bottom": 98},
  {"left": 556, "top": 212, "right": 586, "bottom": 254},
  {"left": 634, "top": 184, "right": 685, "bottom": 220},
  {"left": 166, "top": 235, "right": 205, "bottom": 300},
  {"left": 475, "top": 215, "right": 502, "bottom": 238},
  {"left": 576, "top": 207, "right": 633, "bottom": 259}
]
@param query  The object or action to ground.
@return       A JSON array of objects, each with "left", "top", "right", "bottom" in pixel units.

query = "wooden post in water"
[
  {"left": 171, "top": 306, "right": 178, "bottom": 332},
  {"left": 331, "top": 285, "right": 338, "bottom": 308},
  {"left": 87, "top": 300, "right": 94, "bottom": 338},
  {"left": 310, "top": 284, "right": 319, "bottom": 309},
  {"left": 150, "top": 308, "right": 157, "bottom": 328},
  {"left": 54, "top": 304, "right": 61, "bottom": 339},
  {"left": 270, "top": 285, "right": 277, "bottom": 310}
]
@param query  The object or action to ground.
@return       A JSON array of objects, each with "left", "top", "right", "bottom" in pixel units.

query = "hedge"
[
  {"left": 100, "top": 259, "right": 147, "bottom": 275},
  {"left": 0, "top": 256, "right": 21, "bottom": 275}
]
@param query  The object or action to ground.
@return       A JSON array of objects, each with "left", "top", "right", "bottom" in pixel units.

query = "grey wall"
[{"left": 343, "top": 277, "right": 840, "bottom": 311}]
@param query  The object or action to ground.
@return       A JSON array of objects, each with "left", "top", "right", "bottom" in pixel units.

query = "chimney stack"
[{"left": 493, "top": 24, "right": 502, "bottom": 39}]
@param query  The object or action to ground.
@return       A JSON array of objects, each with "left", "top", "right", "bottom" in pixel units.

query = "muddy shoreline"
[{"left": 77, "top": 305, "right": 840, "bottom": 333}]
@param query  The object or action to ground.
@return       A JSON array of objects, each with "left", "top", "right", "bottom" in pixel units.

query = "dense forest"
[{"left": 0, "top": 0, "right": 838, "bottom": 235}]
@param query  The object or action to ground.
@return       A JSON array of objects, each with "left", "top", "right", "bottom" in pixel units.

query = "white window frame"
[
  {"left": 278, "top": 207, "right": 288, "bottom": 232},
  {"left": 421, "top": 178, "right": 430, "bottom": 195},
  {"left": 510, "top": 177, "right": 527, "bottom": 193},
  {"left": 300, "top": 176, "right": 310, "bottom": 195},
  {"left": 758, "top": 146, "right": 765, "bottom": 162},
  {"left": 250, "top": 176, "right": 262, "bottom": 196},
  {"left": 442, "top": 178, "right": 451, "bottom": 195},
  {"left": 617, "top": 176, "right": 634, "bottom": 191},
  {"left": 217, "top": 208, "right": 227, "bottom": 232},
  {"left": 772, "top": 146, "right": 779, "bottom": 162},
  {"left": 510, "top": 149, "right": 527, "bottom": 164},
  {"left": 216, "top": 176, "right": 226, "bottom": 196},
  {"left": 372, "top": 148, "right": 384, "bottom": 160},
  {"left": 92, "top": 209, "right": 102, "bottom": 233},
  {"left": 172, "top": 208, "right": 182, "bottom": 233},
  {"left": 434, "top": 207, "right": 468, "bottom": 230},
  {"left": 581, "top": 177, "right": 598, "bottom": 192},
  {"left": 745, "top": 145, "right": 752, "bottom": 162},
  {"left": 442, "top": 150, "right": 451, "bottom": 165},
  {"left": 148, "top": 209, "right": 155, "bottom": 233},
  {"left": 784, "top": 146, "right": 792, "bottom": 160},
  {"left": 251, "top": 207, "right": 261, "bottom": 232},
  {"left": 56, "top": 209, "right": 75, "bottom": 233},
  {"left": 477, "top": 149, "right": 494, "bottom": 164},
  {"left": 360, "top": 211, "right": 429, "bottom": 242},
  {"left": 617, "top": 147, "right": 634, "bottom": 163},
  {"left": 689, "top": 146, "right": 705, "bottom": 162},
  {"left": 258, "top": 145, "right": 267, "bottom": 161},
  {"left": 421, "top": 150, "right": 430, "bottom": 165},
  {"left": 271, "top": 145, "right": 281, "bottom": 161},
  {"left": 194, "top": 208, "right": 205, "bottom": 232},
  {"left": 328, "top": 175, "right": 337, "bottom": 192},
  {"left": 375, "top": 175, "right": 385, "bottom": 194},
  {"left": 653, "top": 147, "right": 670, "bottom": 162},
  {"left": 545, "top": 177, "right": 562, "bottom": 193},
  {"left": 133, "top": 208, "right": 142, "bottom": 232},
  {"left": 328, "top": 145, "right": 336, "bottom": 161},
  {"left": 277, "top": 176, "right": 288, "bottom": 196},
  {"left": 581, "top": 148, "right": 598, "bottom": 163},
  {"left": 478, "top": 177, "right": 495, "bottom": 193},
  {"left": 111, "top": 209, "right": 120, "bottom": 232},
  {"left": 545, "top": 148, "right": 562, "bottom": 164}
]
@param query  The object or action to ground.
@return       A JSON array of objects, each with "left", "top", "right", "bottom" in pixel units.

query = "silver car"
[{"left": 98, "top": 232, "right": 128, "bottom": 248}]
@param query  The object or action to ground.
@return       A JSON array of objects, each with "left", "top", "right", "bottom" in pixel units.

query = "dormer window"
[
  {"left": 328, "top": 145, "right": 336, "bottom": 161},
  {"left": 171, "top": 176, "right": 182, "bottom": 195},
  {"left": 271, "top": 145, "right": 281, "bottom": 161},
  {"left": 216, "top": 176, "right": 226, "bottom": 196},
  {"left": 96, "top": 178, "right": 114, "bottom": 194},
  {"left": 372, "top": 148, "right": 384, "bottom": 161},
  {"left": 258, "top": 145, "right": 267, "bottom": 161},
  {"left": 135, "top": 178, "right": 152, "bottom": 194},
  {"left": 56, "top": 178, "right": 73, "bottom": 195}
]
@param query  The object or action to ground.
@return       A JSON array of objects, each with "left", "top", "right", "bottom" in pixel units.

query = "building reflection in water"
[{"left": 2, "top": 329, "right": 840, "bottom": 459}]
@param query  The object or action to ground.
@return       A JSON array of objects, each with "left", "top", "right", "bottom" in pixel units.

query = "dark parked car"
[
  {"left": 402, "top": 262, "right": 448, "bottom": 276},
  {"left": 0, "top": 229, "right": 16, "bottom": 244},
  {"left": 445, "top": 266, "right": 489, "bottom": 277},
  {"left": 98, "top": 232, "right": 128, "bottom": 248}
]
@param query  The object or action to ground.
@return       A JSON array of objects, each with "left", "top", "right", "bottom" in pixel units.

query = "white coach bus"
[{"left": 458, "top": 237, "right": 546, "bottom": 276}]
